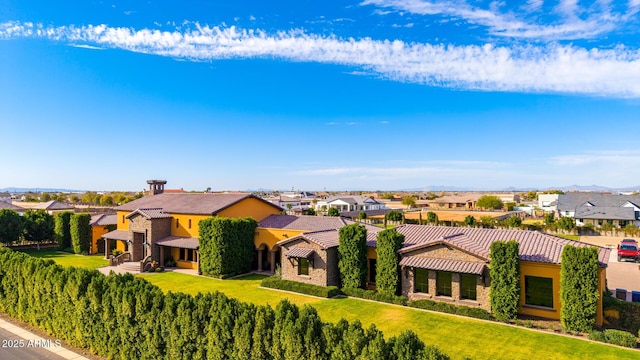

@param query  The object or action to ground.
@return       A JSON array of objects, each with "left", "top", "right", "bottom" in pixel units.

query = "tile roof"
[
  {"left": 393, "top": 225, "right": 610, "bottom": 267},
  {"left": 259, "top": 214, "right": 348, "bottom": 232},
  {"left": 324, "top": 196, "right": 380, "bottom": 205},
  {"left": 285, "top": 247, "right": 315, "bottom": 259},
  {"left": 278, "top": 229, "right": 341, "bottom": 249},
  {"left": 13, "top": 200, "right": 74, "bottom": 211},
  {"left": 574, "top": 206, "right": 637, "bottom": 220},
  {"left": 557, "top": 193, "right": 640, "bottom": 212},
  {"left": 156, "top": 236, "right": 199, "bottom": 249},
  {"left": 399, "top": 257, "right": 486, "bottom": 275},
  {"left": 102, "top": 230, "right": 129, "bottom": 241},
  {"left": 0, "top": 202, "right": 26, "bottom": 211},
  {"left": 90, "top": 214, "right": 117, "bottom": 226},
  {"left": 125, "top": 208, "right": 173, "bottom": 219},
  {"left": 339, "top": 209, "right": 395, "bottom": 218},
  {"left": 116, "top": 193, "right": 281, "bottom": 215}
]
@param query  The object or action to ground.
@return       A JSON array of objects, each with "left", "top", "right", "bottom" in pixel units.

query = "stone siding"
[
  {"left": 404, "top": 243, "right": 483, "bottom": 263},
  {"left": 280, "top": 239, "right": 335, "bottom": 287},
  {"left": 127, "top": 214, "right": 171, "bottom": 262},
  {"left": 400, "top": 266, "right": 491, "bottom": 311}
]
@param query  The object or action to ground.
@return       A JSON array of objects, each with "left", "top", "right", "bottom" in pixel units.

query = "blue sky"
[{"left": 1, "top": 0, "right": 640, "bottom": 192}]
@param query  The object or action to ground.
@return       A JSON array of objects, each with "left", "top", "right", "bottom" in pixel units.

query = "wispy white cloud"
[
  {"left": 362, "top": 0, "right": 637, "bottom": 40},
  {"left": 69, "top": 43, "right": 105, "bottom": 50},
  {"left": 548, "top": 150, "right": 640, "bottom": 166},
  {"left": 1, "top": 21, "right": 640, "bottom": 97}
]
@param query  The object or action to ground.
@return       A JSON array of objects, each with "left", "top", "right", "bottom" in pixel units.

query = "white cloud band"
[{"left": 2, "top": 21, "right": 640, "bottom": 97}]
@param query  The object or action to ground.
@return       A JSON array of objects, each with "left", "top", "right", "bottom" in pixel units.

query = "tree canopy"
[
  {"left": 327, "top": 207, "right": 340, "bottom": 217},
  {"left": 0, "top": 209, "right": 23, "bottom": 245},
  {"left": 23, "top": 210, "right": 55, "bottom": 243},
  {"left": 385, "top": 210, "right": 403, "bottom": 222},
  {"left": 476, "top": 195, "right": 504, "bottom": 210},
  {"left": 401, "top": 196, "right": 416, "bottom": 209}
]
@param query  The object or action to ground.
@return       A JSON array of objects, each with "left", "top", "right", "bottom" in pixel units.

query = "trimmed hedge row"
[
  {"left": 198, "top": 217, "right": 257, "bottom": 278},
  {"left": 588, "top": 329, "right": 638, "bottom": 348},
  {"left": 341, "top": 287, "right": 408, "bottom": 306},
  {"left": 0, "top": 248, "right": 451, "bottom": 360},
  {"left": 560, "top": 246, "right": 600, "bottom": 332},
  {"left": 261, "top": 277, "right": 341, "bottom": 298},
  {"left": 407, "top": 299, "right": 493, "bottom": 320}
]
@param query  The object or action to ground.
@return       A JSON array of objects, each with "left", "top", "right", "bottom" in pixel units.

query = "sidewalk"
[{"left": 0, "top": 318, "right": 90, "bottom": 360}]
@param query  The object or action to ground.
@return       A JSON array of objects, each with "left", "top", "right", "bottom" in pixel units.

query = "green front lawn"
[
  {"left": 139, "top": 272, "right": 639, "bottom": 360},
  {"left": 18, "top": 249, "right": 109, "bottom": 270}
]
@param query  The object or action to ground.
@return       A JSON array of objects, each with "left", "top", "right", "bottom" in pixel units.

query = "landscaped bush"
[
  {"left": 54, "top": 211, "right": 73, "bottom": 249},
  {"left": 0, "top": 248, "right": 447, "bottom": 360},
  {"left": 489, "top": 240, "right": 520, "bottom": 322},
  {"left": 603, "top": 329, "right": 638, "bottom": 348},
  {"left": 560, "top": 245, "right": 600, "bottom": 332},
  {"left": 342, "top": 287, "right": 407, "bottom": 305},
  {"left": 198, "top": 217, "right": 257, "bottom": 278},
  {"left": 603, "top": 290, "right": 640, "bottom": 333},
  {"left": 589, "top": 329, "right": 638, "bottom": 348},
  {"left": 407, "top": 299, "right": 493, "bottom": 320},
  {"left": 70, "top": 213, "right": 91, "bottom": 254},
  {"left": 338, "top": 223, "right": 368, "bottom": 289},
  {"left": 261, "top": 276, "right": 341, "bottom": 298},
  {"left": 375, "top": 228, "right": 405, "bottom": 295}
]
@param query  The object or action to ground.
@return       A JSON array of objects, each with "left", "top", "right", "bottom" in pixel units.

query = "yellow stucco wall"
[
  {"left": 217, "top": 197, "right": 281, "bottom": 222},
  {"left": 518, "top": 261, "right": 605, "bottom": 326},
  {"left": 91, "top": 225, "right": 112, "bottom": 254},
  {"left": 170, "top": 214, "right": 211, "bottom": 238},
  {"left": 255, "top": 228, "right": 305, "bottom": 250},
  {"left": 518, "top": 261, "right": 562, "bottom": 320},
  {"left": 169, "top": 247, "right": 198, "bottom": 269},
  {"left": 116, "top": 211, "right": 129, "bottom": 231}
]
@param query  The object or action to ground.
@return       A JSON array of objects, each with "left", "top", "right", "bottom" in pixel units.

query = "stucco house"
[
  {"left": 11, "top": 200, "right": 74, "bottom": 215},
  {"left": 556, "top": 193, "right": 640, "bottom": 227},
  {"left": 314, "top": 196, "right": 385, "bottom": 213},
  {"left": 101, "top": 180, "right": 282, "bottom": 271},
  {"left": 259, "top": 214, "right": 609, "bottom": 325}
]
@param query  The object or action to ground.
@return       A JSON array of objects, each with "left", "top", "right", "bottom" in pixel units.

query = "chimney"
[{"left": 147, "top": 180, "right": 167, "bottom": 195}]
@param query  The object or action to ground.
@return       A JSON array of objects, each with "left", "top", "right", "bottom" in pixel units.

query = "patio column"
[
  {"left": 104, "top": 239, "right": 109, "bottom": 259},
  {"left": 196, "top": 250, "right": 202, "bottom": 275},
  {"left": 160, "top": 246, "right": 165, "bottom": 266},
  {"left": 257, "top": 249, "right": 263, "bottom": 271},
  {"left": 269, "top": 250, "right": 276, "bottom": 273}
]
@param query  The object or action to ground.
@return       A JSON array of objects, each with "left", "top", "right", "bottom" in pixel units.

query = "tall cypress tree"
[
  {"left": 54, "top": 211, "right": 73, "bottom": 249},
  {"left": 560, "top": 245, "right": 600, "bottom": 332},
  {"left": 70, "top": 213, "right": 91, "bottom": 254},
  {"left": 375, "top": 229, "right": 405, "bottom": 295},
  {"left": 489, "top": 240, "right": 520, "bottom": 321},
  {"left": 338, "top": 223, "right": 368, "bottom": 289}
]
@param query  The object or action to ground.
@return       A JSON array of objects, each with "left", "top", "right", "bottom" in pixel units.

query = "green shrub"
[
  {"left": 588, "top": 330, "right": 606, "bottom": 342},
  {"left": 338, "top": 223, "right": 368, "bottom": 289},
  {"left": 560, "top": 246, "right": 600, "bottom": 332},
  {"left": 54, "top": 211, "right": 73, "bottom": 249},
  {"left": 198, "top": 217, "right": 257, "bottom": 278},
  {"left": 603, "top": 329, "right": 637, "bottom": 348},
  {"left": 155, "top": 267, "right": 164, "bottom": 273},
  {"left": 111, "top": 249, "right": 123, "bottom": 257},
  {"left": 375, "top": 228, "right": 404, "bottom": 295},
  {"left": 261, "top": 277, "right": 341, "bottom": 298},
  {"left": 342, "top": 287, "right": 407, "bottom": 305},
  {"left": 407, "top": 299, "right": 492, "bottom": 320},
  {"left": 70, "top": 213, "right": 91, "bottom": 254},
  {"left": 489, "top": 240, "right": 520, "bottom": 321},
  {"left": 0, "top": 248, "right": 449, "bottom": 360}
]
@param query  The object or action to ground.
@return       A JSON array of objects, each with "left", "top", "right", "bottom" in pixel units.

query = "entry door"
[{"left": 133, "top": 232, "right": 145, "bottom": 261}]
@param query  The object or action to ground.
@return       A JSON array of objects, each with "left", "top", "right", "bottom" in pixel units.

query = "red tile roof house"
[{"left": 259, "top": 216, "right": 609, "bottom": 325}]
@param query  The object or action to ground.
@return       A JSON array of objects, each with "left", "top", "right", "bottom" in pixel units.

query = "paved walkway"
[{"left": 0, "top": 319, "right": 89, "bottom": 360}]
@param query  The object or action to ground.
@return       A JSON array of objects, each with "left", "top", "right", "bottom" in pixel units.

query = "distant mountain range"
[
  {"left": 3, "top": 184, "right": 639, "bottom": 194},
  {"left": 402, "top": 184, "right": 640, "bottom": 192},
  {"left": 0, "top": 187, "right": 85, "bottom": 193}
]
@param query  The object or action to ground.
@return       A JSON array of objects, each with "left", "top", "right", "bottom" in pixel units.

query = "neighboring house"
[
  {"left": 314, "top": 196, "right": 385, "bottom": 212},
  {"left": 424, "top": 194, "right": 480, "bottom": 209},
  {"left": 0, "top": 201, "right": 26, "bottom": 214},
  {"left": 11, "top": 200, "right": 74, "bottom": 215},
  {"left": 0, "top": 192, "right": 11, "bottom": 203},
  {"left": 261, "top": 215, "right": 609, "bottom": 325},
  {"left": 280, "top": 191, "right": 315, "bottom": 199},
  {"left": 102, "top": 181, "right": 282, "bottom": 271},
  {"left": 556, "top": 193, "right": 640, "bottom": 227},
  {"left": 538, "top": 194, "right": 559, "bottom": 213},
  {"left": 267, "top": 196, "right": 313, "bottom": 212},
  {"left": 89, "top": 214, "right": 117, "bottom": 254}
]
